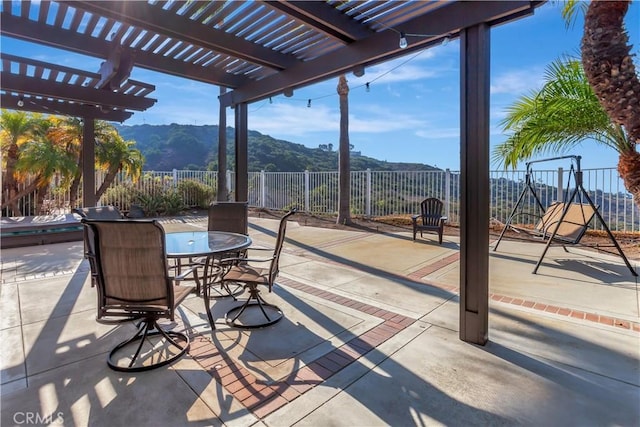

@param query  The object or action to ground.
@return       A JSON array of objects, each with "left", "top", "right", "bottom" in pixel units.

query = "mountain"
[{"left": 114, "top": 123, "right": 438, "bottom": 172}]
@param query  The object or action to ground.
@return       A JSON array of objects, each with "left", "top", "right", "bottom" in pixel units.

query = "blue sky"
[{"left": 2, "top": 2, "right": 639, "bottom": 171}]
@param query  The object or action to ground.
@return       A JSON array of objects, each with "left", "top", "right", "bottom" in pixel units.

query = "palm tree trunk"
[
  {"left": 95, "top": 167, "right": 119, "bottom": 200},
  {"left": 582, "top": 0, "right": 640, "bottom": 208},
  {"left": 1, "top": 180, "right": 39, "bottom": 211},
  {"left": 618, "top": 150, "right": 640, "bottom": 203},
  {"left": 3, "top": 143, "right": 21, "bottom": 216},
  {"left": 336, "top": 75, "right": 352, "bottom": 225}
]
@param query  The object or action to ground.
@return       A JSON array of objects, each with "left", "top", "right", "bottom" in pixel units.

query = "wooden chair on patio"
[
  {"left": 412, "top": 197, "right": 447, "bottom": 244},
  {"left": 82, "top": 219, "right": 191, "bottom": 372}
]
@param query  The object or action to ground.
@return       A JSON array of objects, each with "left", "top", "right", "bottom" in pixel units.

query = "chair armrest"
[
  {"left": 173, "top": 264, "right": 214, "bottom": 282},
  {"left": 246, "top": 246, "right": 273, "bottom": 252},
  {"left": 219, "top": 256, "right": 273, "bottom": 265}
]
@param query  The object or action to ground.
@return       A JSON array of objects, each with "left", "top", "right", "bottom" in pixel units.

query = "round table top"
[{"left": 165, "top": 231, "right": 252, "bottom": 257}]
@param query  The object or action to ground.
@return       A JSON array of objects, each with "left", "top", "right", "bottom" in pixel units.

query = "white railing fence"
[{"left": 2, "top": 167, "right": 638, "bottom": 233}]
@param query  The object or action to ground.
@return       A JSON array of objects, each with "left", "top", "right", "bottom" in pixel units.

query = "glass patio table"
[{"left": 165, "top": 231, "right": 252, "bottom": 328}]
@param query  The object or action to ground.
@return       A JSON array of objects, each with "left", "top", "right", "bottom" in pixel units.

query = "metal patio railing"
[{"left": 2, "top": 167, "right": 638, "bottom": 233}]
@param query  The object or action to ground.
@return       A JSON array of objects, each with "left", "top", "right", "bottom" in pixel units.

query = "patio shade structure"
[{"left": 0, "top": 0, "right": 545, "bottom": 345}]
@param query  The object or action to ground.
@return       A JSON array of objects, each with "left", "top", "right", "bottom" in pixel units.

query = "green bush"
[
  {"left": 135, "top": 192, "right": 165, "bottom": 217},
  {"left": 162, "top": 189, "right": 186, "bottom": 216},
  {"left": 177, "top": 180, "right": 215, "bottom": 208},
  {"left": 101, "top": 183, "right": 138, "bottom": 211}
]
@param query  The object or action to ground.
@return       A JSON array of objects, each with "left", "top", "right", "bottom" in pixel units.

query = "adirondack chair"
[{"left": 412, "top": 198, "right": 447, "bottom": 244}]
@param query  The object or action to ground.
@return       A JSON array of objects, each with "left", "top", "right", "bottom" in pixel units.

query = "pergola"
[{"left": 0, "top": 0, "right": 545, "bottom": 345}]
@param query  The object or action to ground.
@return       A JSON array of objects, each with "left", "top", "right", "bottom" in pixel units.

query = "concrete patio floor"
[{"left": 1, "top": 215, "right": 639, "bottom": 426}]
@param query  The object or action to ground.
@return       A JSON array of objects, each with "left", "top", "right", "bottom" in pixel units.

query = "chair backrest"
[
  {"left": 74, "top": 206, "right": 124, "bottom": 219},
  {"left": 208, "top": 202, "right": 248, "bottom": 234},
  {"left": 267, "top": 209, "right": 297, "bottom": 288},
  {"left": 75, "top": 206, "right": 125, "bottom": 277},
  {"left": 419, "top": 198, "right": 444, "bottom": 226},
  {"left": 82, "top": 219, "right": 175, "bottom": 321},
  {"left": 535, "top": 202, "right": 596, "bottom": 243}
]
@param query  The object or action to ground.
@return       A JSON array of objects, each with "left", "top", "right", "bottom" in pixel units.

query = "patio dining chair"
[
  {"left": 412, "top": 197, "right": 447, "bottom": 244},
  {"left": 218, "top": 208, "right": 296, "bottom": 328},
  {"left": 75, "top": 206, "right": 125, "bottom": 287},
  {"left": 82, "top": 218, "right": 191, "bottom": 372},
  {"left": 176, "top": 201, "right": 251, "bottom": 297}
]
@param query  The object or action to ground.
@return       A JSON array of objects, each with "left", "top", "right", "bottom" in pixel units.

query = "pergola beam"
[
  {"left": 0, "top": 94, "right": 132, "bottom": 122},
  {"left": 266, "top": 1, "right": 373, "bottom": 42},
  {"left": 0, "top": 13, "right": 246, "bottom": 87},
  {"left": 67, "top": 1, "right": 298, "bottom": 71},
  {"left": 221, "top": 1, "right": 536, "bottom": 106},
  {"left": 1, "top": 73, "right": 156, "bottom": 111}
]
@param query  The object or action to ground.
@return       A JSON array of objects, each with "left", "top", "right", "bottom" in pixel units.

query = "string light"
[
  {"left": 17, "top": 96, "right": 24, "bottom": 107},
  {"left": 254, "top": 42, "right": 432, "bottom": 110},
  {"left": 399, "top": 32, "right": 452, "bottom": 49},
  {"left": 399, "top": 32, "right": 408, "bottom": 49}
]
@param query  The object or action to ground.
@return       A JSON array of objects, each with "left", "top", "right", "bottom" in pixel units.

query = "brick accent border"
[
  {"left": 187, "top": 276, "right": 416, "bottom": 419},
  {"left": 405, "top": 251, "right": 640, "bottom": 333}
]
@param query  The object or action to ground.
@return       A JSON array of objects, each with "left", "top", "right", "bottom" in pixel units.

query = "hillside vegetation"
[{"left": 115, "top": 123, "right": 439, "bottom": 172}]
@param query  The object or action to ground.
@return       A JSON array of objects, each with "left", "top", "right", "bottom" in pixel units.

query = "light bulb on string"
[
  {"left": 307, "top": 99, "right": 311, "bottom": 108},
  {"left": 399, "top": 32, "right": 408, "bottom": 49},
  {"left": 365, "top": 82, "right": 370, "bottom": 93}
]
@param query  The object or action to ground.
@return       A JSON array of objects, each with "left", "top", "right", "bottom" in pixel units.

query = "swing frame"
[{"left": 493, "top": 155, "right": 637, "bottom": 277}]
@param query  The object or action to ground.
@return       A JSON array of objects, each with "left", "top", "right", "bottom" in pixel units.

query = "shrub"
[
  {"left": 101, "top": 183, "right": 138, "bottom": 211},
  {"left": 162, "top": 189, "right": 186, "bottom": 216},
  {"left": 135, "top": 192, "right": 165, "bottom": 217},
  {"left": 177, "top": 179, "right": 215, "bottom": 208}
]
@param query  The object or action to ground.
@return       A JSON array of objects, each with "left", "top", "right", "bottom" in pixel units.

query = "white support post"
[
  {"left": 366, "top": 168, "right": 372, "bottom": 217},
  {"left": 304, "top": 170, "right": 310, "bottom": 212},
  {"left": 445, "top": 168, "right": 451, "bottom": 219},
  {"left": 261, "top": 170, "right": 266, "bottom": 208}
]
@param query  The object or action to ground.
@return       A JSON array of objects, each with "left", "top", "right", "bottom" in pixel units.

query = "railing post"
[
  {"left": 172, "top": 169, "right": 178, "bottom": 188},
  {"left": 226, "top": 170, "right": 232, "bottom": 199},
  {"left": 445, "top": 168, "right": 451, "bottom": 219},
  {"left": 304, "top": 170, "right": 310, "bottom": 212},
  {"left": 261, "top": 170, "right": 266, "bottom": 208},
  {"left": 366, "top": 168, "right": 372, "bottom": 217},
  {"left": 557, "top": 167, "right": 564, "bottom": 202}
]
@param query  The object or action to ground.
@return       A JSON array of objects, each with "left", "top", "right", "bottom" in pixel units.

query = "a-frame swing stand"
[{"left": 493, "top": 155, "right": 638, "bottom": 277}]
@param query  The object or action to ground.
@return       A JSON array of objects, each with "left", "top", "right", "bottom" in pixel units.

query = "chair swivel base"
[
  {"left": 207, "top": 281, "right": 244, "bottom": 300},
  {"left": 224, "top": 291, "right": 283, "bottom": 329},
  {"left": 107, "top": 320, "right": 190, "bottom": 372}
]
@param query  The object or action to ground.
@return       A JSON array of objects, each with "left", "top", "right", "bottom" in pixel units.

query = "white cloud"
[
  {"left": 490, "top": 68, "right": 545, "bottom": 95},
  {"left": 415, "top": 127, "right": 459, "bottom": 139},
  {"left": 248, "top": 102, "right": 427, "bottom": 138}
]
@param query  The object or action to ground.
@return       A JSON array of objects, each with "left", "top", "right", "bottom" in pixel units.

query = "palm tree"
[
  {"left": 579, "top": 0, "right": 640, "bottom": 208},
  {"left": 47, "top": 117, "right": 113, "bottom": 207},
  {"left": 0, "top": 110, "right": 39, "bottom": 215},
  {"left": 336, "top": 74, "right": 352, "bottom": 225},
  {"left": 494, "top": 57, "right": 639, "bottom": 207},
  {"left": 95, "top": 129, "right": 144, "bottom": 199},
  {"left": 14, "top": 119, "right": 77, "bottom": 213}
]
